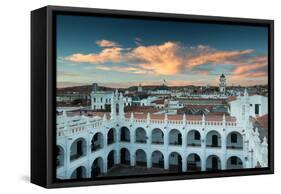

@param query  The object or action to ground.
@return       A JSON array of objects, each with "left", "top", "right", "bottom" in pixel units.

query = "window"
[
  {"left": 231, "top": 157, "right": 237, "bottom": 165},
  {"left": 100, "top": 98, "right": 103, "bottom": 103},
  {"left": 255, "top": 104, "right": 260, "bottom": 115},
  {"left": 231, "top": 133, "right": 237, "bottom": 143},
  {"left": 93, "top": 98, "right": 96, "bottom": 103},
  {"left": 195, "top": 155, "right": 200, "bottom": 162},
  {"left": 194, "top": 131, "right": 200, "bottom": 140}
]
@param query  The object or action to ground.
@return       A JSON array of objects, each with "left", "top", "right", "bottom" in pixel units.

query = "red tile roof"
[
  {"left": 255, "top": 114, "right": 268, "bottom": 130},
  {"left": 125, "top": 106, "right": 161, "bottom": 113},
  {"left": 227, "top": 96, "right": 237, "bottom": 102},
  {"left": 152, "top": 99, "right": 165, "bottom": 104}
]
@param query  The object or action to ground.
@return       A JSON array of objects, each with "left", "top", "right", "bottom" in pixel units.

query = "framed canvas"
[{"left": 31, "top": 5, "right": 274, "bottom": 188}]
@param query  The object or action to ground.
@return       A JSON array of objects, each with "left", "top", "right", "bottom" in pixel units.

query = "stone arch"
[
  {"left": 120, "top": 126, "right": 130, "bottom": 142},
  {"left": 56, "top": 145, "right": 64, "bottom": 167},
  {"left": 91, "top": 132, "right": 103, "bottom": 152},
  {"left": 169, "top": 152, "right": 182, "bottom": 172},
  {"left": 107, "top": 150, "right": 117, "bottom": 170},
  {"left": 226, "top": 131, "right": 243, "bottom": 150},
  {"left": 91, "top": 157, "right": 103, "bottom": 178},
  {"left": 70, "top": 137, "right": 87, "bottom": 161},
  {"left": 187, "top": 153, "right": 201, "bottom": 171},
  {"left": 151, "top": 128, "right": 164, "bottom": 144},
  {"left": 226, "top": 156, "right": 243, "bottom": 169},
  {"left": 120, "top": 147, "right": 130, "bottom": 165},
  {"left": 135, "top": 127, "right": 147, "bottom": 143},
  {"left": 107, "top": 128, "right": 116, "bottom": 145},
  {"left": 206, "top": 155, "right": 221, "bottom": 171},
  {"left": 135, "top": 149, "right": 147, "bottom": 167},
  {"left": 187, "top": 130, "right": 201, "bottom": 147},
  {"left": 151, "top": 150, "right": 164, "bottom": 168},
  {"left": 206, "top": 130, "right": 221, "bottom": 147},
  {"left": 169, "top": 129, "right": 182, "bottom": 145},
  {"left": 70, "top": 166, "right": 87, "bottom": 179}
]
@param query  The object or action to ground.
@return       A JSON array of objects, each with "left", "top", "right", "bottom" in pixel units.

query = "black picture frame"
[{"left": 31, "top": 5, "right": 274, "bottom": 188}]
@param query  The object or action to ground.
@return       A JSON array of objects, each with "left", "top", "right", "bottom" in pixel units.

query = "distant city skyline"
[{"left": 57, "top": 14, "right": 269, "bottom": 88}]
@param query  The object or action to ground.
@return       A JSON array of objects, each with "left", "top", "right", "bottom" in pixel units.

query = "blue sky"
[{"left": 56, "top": 14, "right": 268, "bottom": 88}]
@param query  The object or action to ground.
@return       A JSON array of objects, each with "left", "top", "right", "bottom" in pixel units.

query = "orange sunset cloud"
[{"left": 64, "top": 40, "right": 267, "bottom": 82}]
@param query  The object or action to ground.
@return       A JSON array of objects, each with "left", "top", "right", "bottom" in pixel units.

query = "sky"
[{"left": 56, "top": 14, "right": 268, "bottom": 88}]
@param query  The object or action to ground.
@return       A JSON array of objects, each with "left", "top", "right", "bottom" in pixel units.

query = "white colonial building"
[
  {"left": 229, "top": 92, "right": 268, "bottom": 119},
  {"left": 56, "top": 89, "right": 268, "bottom": 180}
]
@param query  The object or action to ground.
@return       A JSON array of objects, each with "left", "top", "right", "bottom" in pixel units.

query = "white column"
[
  {"left": 182, "top": 155, "right": 187, "bottom": 172},
  {"left": 103, "top": 156, "right": 108, "bottom": 173},
  {"left": 86, "top": 165, "right": 91, "bottom": 178},
  {"left": 164, "top": 153, "right": 169, "bottom": 170},
  {"left": 130, "top": 128, "right": 135, "bottom": 144},
  {"left": 87, "top": 134, "right": 92, "bottom": 158},
  {"left": 116, "top": 149, "right": 120, "bottom": 164},
  {"left": 147, "top": 127, "right": 152, "bottom": 144},
  {"left": 116, "top": 127, "right": 120, "bottom": 144},
  {"left": 66, "top": 138, "right": 71, "bottom": 173},
  {"left": 103, "top": 130, "right": 108, "bottom": 146},
  {"left": 182, "top": 131, "right": 187, "bottom": 148},
  {"left": 147, "top": 151, "right": 152, "bottom": 168},
  {"left": 201, "top": 158, "right": 206, "bottom": 171},
  {"left": 221, "top": 129, "right": 227, "bottom": 170},
  {"left": 164, "top": 130, "right": 169, "bottom": 148},
  {"left": 201, "top": 129, "right": 206, "bottom": 171},
  {"left": 130, "top": 151, "right": 136, "bottom": 166}
]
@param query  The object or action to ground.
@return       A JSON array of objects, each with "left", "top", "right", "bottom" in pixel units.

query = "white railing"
[{"left": 57, "top": 115, "right": 237, "bottom": 137}]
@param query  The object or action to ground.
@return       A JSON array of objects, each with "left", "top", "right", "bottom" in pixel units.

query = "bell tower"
[
  {"left": 219, "top": 74, "right": 226, "bottom": 95},
  {"left": 110, "top": 90, "right": 125, "bottom": 120}
]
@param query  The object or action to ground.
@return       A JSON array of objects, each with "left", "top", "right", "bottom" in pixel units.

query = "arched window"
[
  {"left": 206, "top": 155, "right": 221, "bottom": 171},
  {"left": 91, "top": 157, "right": 103, "bottom": 178},
  {"left": 227, "top": 156, "right": 243, "bottom": 169},
  {"left": 135, "top": 149, "right": 147, "bottom": 167},
  {"left": 151, "top": 151, "right": 164, "bottom": 168},
  {"left": 56, "top": 145, "right": 64, "bottom": 167},
  {"left": 187, "top": 130, "right": 201, "bottom": 147},
  {"left": 70, "top": 166, "right": 86, "bottom": 179},
  {"left": 91, "top": 132, "right": 103, "bottom": 152},
  {"left": 107, "top": 150, "right": 117, "bottom": 170},
  {"left": 206, "top": 131, "right": 221, "bottom": 148},
  {"left": 169, "top": 129, "right": 182, "bottom": 145},
  {"left": 120, "top": 127, "right": 130, "bottom": 142},
  {"left": 107, "top": 128, "right": 116, "bottom": 145},
  {"left": 70, "top": 138, "right": 86, "bottom": 161},
  {"left": 231, "top": 133, "right": 237, "bottom": 143},
  {"left": 120, "top": 148, "right": 130, "bottom": 165},
  {"left": 169, "top": 152, "right": 182, "bottom": 172},
  {"left": 152, "top": 128, "right": 164, "bottom": 144},
  {"left": 187, "top": 153, "right": 201, "bottom": 171},
  {"left": 135, "top": 128, "right": 147, "bottom": 143},
  {"left": 227, "top": 132, "right": 243, "bottom": 150}
]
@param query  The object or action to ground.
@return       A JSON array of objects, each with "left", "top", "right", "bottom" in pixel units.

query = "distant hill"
[
  {"left": 57, "top": 85, "right": 115, "bottom": 95},
  {"left": 57, "top": 84, "right": 268, "bottom": 95}
]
